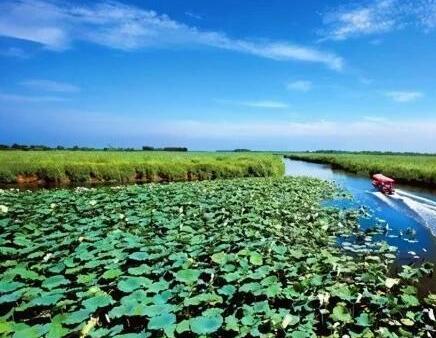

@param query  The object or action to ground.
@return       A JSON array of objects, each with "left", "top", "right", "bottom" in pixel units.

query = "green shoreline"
[{"left": 0, "top": 151, "right": 284, "bottom": 187}]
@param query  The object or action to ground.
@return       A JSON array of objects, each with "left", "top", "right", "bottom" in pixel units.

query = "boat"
[{"left": 372, "top": 174, "right": 395, "bottom": 195}]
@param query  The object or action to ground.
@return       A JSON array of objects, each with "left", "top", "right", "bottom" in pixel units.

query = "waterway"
[{"left": 285, "top": 158, "right": 436, "bottom": 293}]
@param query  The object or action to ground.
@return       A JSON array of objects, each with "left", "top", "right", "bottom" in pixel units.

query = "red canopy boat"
[{"left": 372, "top": 174, "right": 395, "bottom": 195}]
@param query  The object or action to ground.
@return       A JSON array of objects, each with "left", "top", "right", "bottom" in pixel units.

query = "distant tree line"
[
  {"left": 0, "top": 144, "right": 188, "bottom": 152},
  {"left": 303, "top": 150, "right": 435, "bottom": 156},
  {"left": 142, "top": 146, "right": 188, "bottom": 152},
  {"left": 0, "top": 144, "right": 54, "bottom": 151},
  {"left": 216, "top": 149, "right": 252, "bottom": 152}
]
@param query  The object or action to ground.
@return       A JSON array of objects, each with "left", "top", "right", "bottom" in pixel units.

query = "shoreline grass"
[
  {"left": 0, "top": 151, "right": 284, "bottom": 186},
  {"left": 286, "top": 153, "right": 436, "bottom": 186}
]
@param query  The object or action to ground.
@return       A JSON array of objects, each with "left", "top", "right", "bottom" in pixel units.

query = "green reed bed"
[
  {"left": 0, "top": 151, "right": 284, "bottom": 185},
  {"left": 286, "top": 153, "right": 436, "bottom": 186},
  {"left": 0, "top": 177, "right": 434, "bottom": 337}
]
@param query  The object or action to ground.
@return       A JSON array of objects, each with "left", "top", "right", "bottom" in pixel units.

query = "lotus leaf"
[
  {"left": 147, "top": 312, "right": 176, "bottom": 330},
  {"left": 190, "top": 315, "right": 223, "bottom": 334}
]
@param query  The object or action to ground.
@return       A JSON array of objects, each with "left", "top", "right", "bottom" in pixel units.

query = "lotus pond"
[{"left": 0, "top": 177, "right": 435, "bottom": 337}]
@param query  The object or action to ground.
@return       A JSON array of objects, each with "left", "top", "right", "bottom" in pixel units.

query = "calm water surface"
[{"left": 285, "top": 159, "right": 436, "bottom": 292}]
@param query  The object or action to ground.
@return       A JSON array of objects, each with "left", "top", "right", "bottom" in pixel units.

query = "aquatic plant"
[{"left": 0, "top": 177, "right": 434, "bottom": 337}]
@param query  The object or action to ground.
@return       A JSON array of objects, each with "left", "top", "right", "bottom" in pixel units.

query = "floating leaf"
[
  {"left": 147, "top": 312, "right": 176, "bottom": 330},
  {"left": 0, "top": 289, "right": 23, "bottom": 304},
  {"left": 121, "top": 290, "right": 152, "bottom": 305},
  {"left": 143, "top": 304, "right": 175, "bottom": 317},
  {"left": 218, "top": 285, "right": 236, "bottom": 297},
  {"left": 128, "top": 264, "right": 151, "bottom": 276},
  {"left": 46, "top": 321, "right": 69, "bottom": 338},
  {"left": 30, "top": 293, "right": 63, "bottom": 306},
  {"left": 129, "top": 252, "right": 149, "bottom": 261},
  {"left": 63, "top": 309, "right": 93, "bottom": 325},
  {"left": 175, "top": 269, "right": 200, "bottom": 284},
  {"left": 211, "top": 252, "right": 228, "bottom": 265},
  {"left": 184, "top": 293, "right": 222, "bottom": 306},
  {"left": 83, "top": 294, "right": 114, "bottom": 311},
  {"left": 42, "top": 275, "right": 70, "bottom": 290},
  {"left": 225, "top": 315, "right": 239, "bottom": 332},
  {"left": 0, "top": 281, "right": 24, "bottom": 293},
  {"left": 9, "top": 267, "right": 40, "bottom": 281},
  {"left": 10, "top": 323, "right": 48, "bottom": 338},
  {"left": 355, "top": 312, "right": 372, "bottom": 327},
  {"left": 401, "top": 294, "right": 419, "bottom": 307},
  {"left": 282, "top": 314, "right": 299, "bottom": 328},
  {"left": 249, "top": 252, "right": 263, "bottom": 266},
  {"left": 331, "top": 304, "right": 352, "bottom": 323},
  {"left": 77, "top": 273, "right": 97, "bottom": 285},
  {"left": 118, "top": 277, "right": 152, "bottom": 293},
  {"left": 329, "top": 284, "right": 352, "bottom": 301},
  {"left": 102, "top": 269, "right": 123, "bottom": 280},
  {"left": 190, "top": 315, "right": 223, "bottom": 334},
  {"left": 147, "top": 280, "right": 169, "bottom": 293},
  {"left": 175, "top": 320, "right": 190, "bottom": 334}
]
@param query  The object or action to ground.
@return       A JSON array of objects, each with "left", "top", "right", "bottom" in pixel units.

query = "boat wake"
[
  {"left": 370, "top": 191, "right": 398, "bottom": 209},
  {"left": 392, "top": 189, "right": 436, "bottom": 236},
  {"left": 395, "top": 189, "right": 436, "bottom": 211}
]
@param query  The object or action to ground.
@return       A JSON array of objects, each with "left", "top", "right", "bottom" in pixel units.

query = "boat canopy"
[{"left": 372, "top": 174, "right": 395, "bottom": 183}]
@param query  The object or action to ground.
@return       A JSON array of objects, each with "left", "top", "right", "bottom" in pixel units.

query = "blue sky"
[{"left": 1, "top": 0, "right": 436, "bottom": 151}]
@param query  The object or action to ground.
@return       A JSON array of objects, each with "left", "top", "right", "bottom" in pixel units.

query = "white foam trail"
[
  {"left": 396, "top": 189, "right": 436, "bottom": 207},
  {"left": 371, "top": 191, "right": 398, "bottom": 209},
  {"left": 370, "top": 190, "right": 436, "bottom": 236},
  {"left": 395, "top": 192, "right": 436, "bottom": 237}
]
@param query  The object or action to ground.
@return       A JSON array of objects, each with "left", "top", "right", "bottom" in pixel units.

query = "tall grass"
[
  {"left": 286, "top": 153, "right": 436, "bottom": 185},
  {"left": 0, "top": 151, "right": 284, "bottom": 185}
]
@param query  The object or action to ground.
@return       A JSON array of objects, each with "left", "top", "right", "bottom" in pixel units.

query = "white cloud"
[
  {"left": 286, "top": 80, "right": 312, "bottom": 92},
  {"left": 413, "top": 0, "right": 436, "bottom": 30},
  {"left": 0, "top": 0, "right": 343, "bottom": 70},
  {"left": 0, "top": 92, "right": 67, "bottom": 102},
  {"left": 384, "top": 91, "right": 424, "bottom": 102},
  {"left": 0, "top": 0, "right": 69, "bottom": 50},
  {"left": 216, "top": 99, "right": 289, "bottom": 109},
  {"left": 322, "top": 0, "right": 398, "bottom": 41},
  {"left": 321, "top": 0, "right": 436, "bottom": 40},
  {"left": 21, "top": 79, "right": 80, "bottom": 93}
]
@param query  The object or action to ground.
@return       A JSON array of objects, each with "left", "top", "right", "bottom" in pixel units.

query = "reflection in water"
[{"left": 284, "top": 159, "right": 436, "bottom": 292}]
